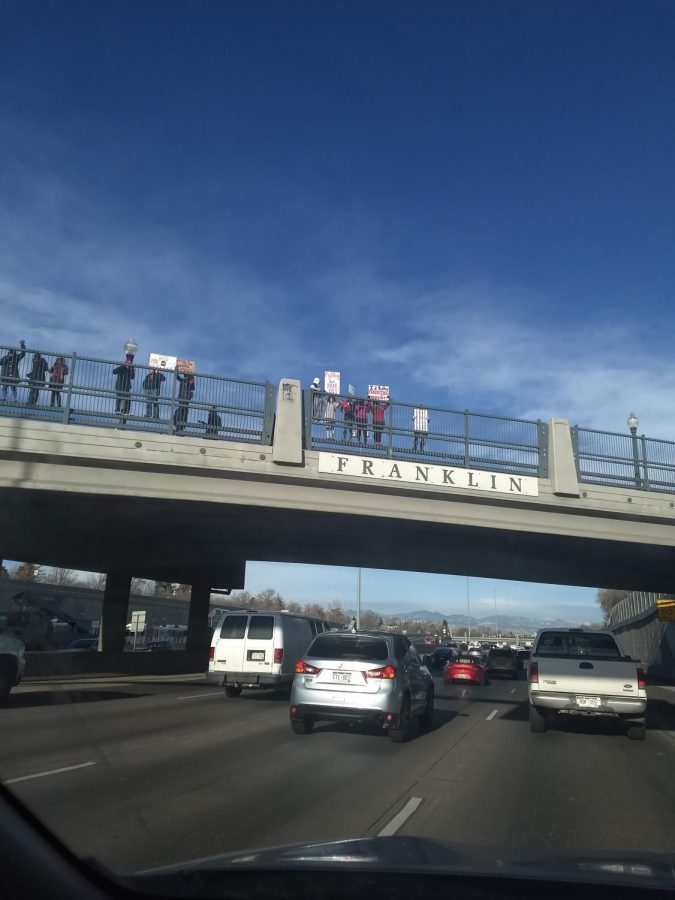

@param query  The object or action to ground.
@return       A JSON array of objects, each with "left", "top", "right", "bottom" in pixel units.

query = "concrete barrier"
[{"left": 24, "top": 650, "right": 208, "bottom": 679}]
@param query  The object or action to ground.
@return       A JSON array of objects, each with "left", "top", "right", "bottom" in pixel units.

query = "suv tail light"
[
  {"left": 637, "top": 666, "right": 646, "bottom": 689},
  {"left": 208, "top": 646, "right": 215, "bottom": 661},
  {"left": 295, "top": 660, "right": 321, "bottom": 675},
  {"left": 529, "top": 661, "right": 538, "bottom": 683},
  {"left": 274, "top": 648, "right": 283, "bottom": 664},
  {"left": 366, "top": 664, "right": 396, "bottom": 679}
]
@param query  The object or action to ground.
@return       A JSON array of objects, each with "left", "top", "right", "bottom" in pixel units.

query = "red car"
[{"left": 444, "top": 654, "right": 488, "bottom": 686}]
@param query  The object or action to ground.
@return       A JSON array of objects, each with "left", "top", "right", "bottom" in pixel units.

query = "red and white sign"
[
  {"left": 149, "top": 353, "right": 177, "bottom": 370},
  {"left": 368, "top": 384, "right": 390, "bottom": 401},
  {"left": 324, "top": 371, "right": 340, "bottom": 394}
]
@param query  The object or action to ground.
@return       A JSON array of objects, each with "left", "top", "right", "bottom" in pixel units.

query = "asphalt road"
[{"left": 2, "top": 672, "right": 675, "bottom": 876}]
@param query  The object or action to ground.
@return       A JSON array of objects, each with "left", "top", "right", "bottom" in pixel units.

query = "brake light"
[
  {"left": 366, "top": 664, "right": 396, "bottom": 679},
  {"left": 208, "top": 646, "right": 215, "bottom": 661},
  {"left": 295, "top": 660, "right": 321, "bottom": 675},
  {"left": 637, "top": 666, "right": 646, "bottom": 689},
  {"left": 530, "top": 661, "right": 538, "bottom": 683},
  {"left": 274, "top": 648, "right": 283, "bottom": 664}
]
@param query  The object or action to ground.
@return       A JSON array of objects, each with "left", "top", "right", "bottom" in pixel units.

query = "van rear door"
[
  {"left": 243, "top": 615, "right": 275, "bottom": 674},
  {"left": 214, "top": 614, "right": 249, "bottom": 671}
]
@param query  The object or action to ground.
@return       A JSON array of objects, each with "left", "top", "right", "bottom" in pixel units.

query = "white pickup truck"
[{"left": 528, "top": 628, "right": 647, "bottom": 740}]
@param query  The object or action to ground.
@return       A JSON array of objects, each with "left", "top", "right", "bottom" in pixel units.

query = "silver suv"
[{"left": 289, "top": 630, "right": 434, "bottom": 742}]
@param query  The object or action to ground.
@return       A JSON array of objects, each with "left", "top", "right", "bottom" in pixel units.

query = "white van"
[{"left": 207, "top": 610, "right": 327, "bottom": 697}]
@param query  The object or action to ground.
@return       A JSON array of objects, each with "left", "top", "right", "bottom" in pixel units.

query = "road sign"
[
  {"left": 656, "top": 598, "right": 675, "bottom": 607},
  {"left": 657, "top": 605, "right": 675, "bottom": 621}
]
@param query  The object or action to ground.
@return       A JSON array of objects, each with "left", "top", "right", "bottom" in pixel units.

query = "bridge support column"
[
  {"left": 186, "top": 577, "right": 212, "bottom": 654},
  {"left": 548, "top": 418, "right": 580, "bottom": 497},
  {"left": 97, "top": 572, "right": 131, "bottom": 654}
]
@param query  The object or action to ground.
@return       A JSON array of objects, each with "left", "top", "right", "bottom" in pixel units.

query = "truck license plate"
[
  {"left": 576, "top": 696, "right": 601, "bottom": 708},
  {"left": 332, "top": 672, "right": 351, "bottom": 683},
  {"left": 249, "top": 650, "right": 265, "bottom": 661}
]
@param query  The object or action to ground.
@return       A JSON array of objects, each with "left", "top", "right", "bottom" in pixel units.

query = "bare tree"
[
  {"left": 37, "top": 567, "right": 79, "bottom": 586},
  {"left": 85, "top": 572, "right": 107, "bottom": 592}
]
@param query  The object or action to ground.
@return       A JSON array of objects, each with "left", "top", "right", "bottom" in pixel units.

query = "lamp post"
[
  {"left": 627, "top": 412, "right": 642, "bottom": 489},
  {"left": 124, "top": 337, "right": 139, "bottom": 358},
  {"left": 466, "top": 575, "right": 471, "bottom": 642}
]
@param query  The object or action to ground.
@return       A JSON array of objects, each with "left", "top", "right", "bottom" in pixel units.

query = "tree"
[
  {"left": 441, "top": 619, "right": 449, "bottom": 635},
  {"left": 14, "top": 562, "right": 40, "bottom": 582},
  {"left": 131, "top": 578, "right": 152, "bottom": 596},
  {"left": 304, "top": 602, "right": 327, "bottom": 619},
  {"left": 360, "top": 611, "right": 379, "bottom": 628},
  {"left": 597, "top": 589, "right": 632, "bottom": 621},
  {"left": 85, "top": 572, "right": 107, "bottom": 592},
  {"left": 37, "top": 567, "right": 78, "bottom": 586},
  {"left": 284, "top": 601, "right": 303, "bottom": 614},
  {"left": 255, "top": 588, "right": 283, "bottom": 610},
  {"left": 326, "top": 604, "right": 347, "bottom": 623}
]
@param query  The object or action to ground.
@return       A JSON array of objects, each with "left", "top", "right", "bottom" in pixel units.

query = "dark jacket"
[
  {"left": 49, "top": 359, "right": 69, "bottom": 385},
  {"left": 206, "top": 409, "right": 222, "bottom": 435},
  {"left": 27, "top": 354, "right": 49, "bottom": 384},
  {"left": 113, "top": 360, "right": 135, "bottom": 391},
  {"left": 143, "top": 369, "right": 166, "bottom": 391},
  {"left": 0, "top": 348, "right": 25, "bottom": 382},
  {"left": 177, "top": 372, "right": 195, "bottom": 401}
]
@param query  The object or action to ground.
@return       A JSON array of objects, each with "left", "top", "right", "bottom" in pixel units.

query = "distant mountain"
[{"left": 345, "top": 608, "right": 582, "bottom": 630}]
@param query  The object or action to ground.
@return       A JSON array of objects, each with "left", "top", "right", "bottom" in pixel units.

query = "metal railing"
[
  {"left": 606, "top": 591, "right": 665, "bottom": 628},
  {"left": 571, "top": 426, "right": 675, "bottom": 492},
  {"left": 305, "top": 391, "right": 548, "bottom": 478},
  {"left": 0, "top": 343, "right": 275, "bottom": 445}
]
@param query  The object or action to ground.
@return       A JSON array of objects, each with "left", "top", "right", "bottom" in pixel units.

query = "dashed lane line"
[
  {"left": 486, "top": 709, "right": 499, "bottom": 721},
  {"left": 378, "top": 797, "right": 423, "bottom": 837},
  {"left": 5, "top": 762, "right": 97, "bottom": 784}
]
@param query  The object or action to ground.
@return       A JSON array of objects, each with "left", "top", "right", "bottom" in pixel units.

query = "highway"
[{"left": 2, "top": 672, "right": 675, "bottom": 875}]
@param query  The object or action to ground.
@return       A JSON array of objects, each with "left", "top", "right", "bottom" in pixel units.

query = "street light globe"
[
  {"left": 627, "top": 412, "right": 639, "bottom": 432},
  {"left": 124, "top": 337, "right": 139, "bottom": 357}
]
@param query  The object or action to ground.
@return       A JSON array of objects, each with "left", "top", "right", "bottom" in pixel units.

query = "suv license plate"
[
  {"left": 576, "top": 696, "right": 601, "bottom": 708},
  {"left": 332, "top": 672, "right": 351, "bottom": 683}
]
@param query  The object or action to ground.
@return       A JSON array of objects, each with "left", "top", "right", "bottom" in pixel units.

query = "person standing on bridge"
[
  {"left": 26, "top": 351, "right": 50, "bottom": 406},
  {"left": 113, "top": 354, "right": 136, "bottom": 426},
  {"left": 143, "top": 366, "right": 166, "bottom": 419},
  {"left": 310, "top": 377, "right": 325, "bottom": 420},
  {"left": 324, "top": 393, "right": 337, "bottom": 440},
  {"left": 353, "top": 397, "right": 371, "bottom": 445},
  {"left": 49, "top": 356, "right": 69, "bottom": 408},
  {"left": 413, "top": 405, "right": 429, "bottom": 453},
  {"left": 205, "top": 405, "right": 222, "bottom": 437},
  {"left": 370, "top": 399, "right": 389, "bottom": 448},
  {"left": 338, "top": 397, "right": 355, "bottom": 440},
  {"left": 174, "top": 370, "right": 195, "bottom": 434},
  {"left": 0, "top": 340, "right": 26, "bottom": 402}
]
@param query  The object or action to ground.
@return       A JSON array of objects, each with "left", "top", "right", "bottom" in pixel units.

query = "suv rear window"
[
  {"left": 536, "top": 631, "right": 621, "bottom": 659},
  {"left": 220, "top": 615, "right": 248, "bottom": 639},
  {"left": 307, "top": 634, "right": 389, "bottom": 662},
  {"left": 247, "top": 616, "right": 274, "bottom": 640},
  {"left": 489, "top": 649, "right": 514, "bottom": 658}
]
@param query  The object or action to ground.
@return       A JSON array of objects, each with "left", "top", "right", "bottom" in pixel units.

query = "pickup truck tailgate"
[{"left": 536, "top": 658, "right": 638, "bottom": 696}]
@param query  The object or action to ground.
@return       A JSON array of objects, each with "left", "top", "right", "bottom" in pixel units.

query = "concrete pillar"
[
  {"left": 186, "top": 576, "right": 212, "bottom": 653},
  {"left": 98, "top": 572, "right": 131, "bottom": 654},
  {"left": 273, "top": 378, "right": 303, "bottom": 465},
  {"left": 547, "top": 418, "right": 581, "bottom": 497}
]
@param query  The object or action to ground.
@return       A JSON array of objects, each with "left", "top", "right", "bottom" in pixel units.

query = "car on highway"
[
  {"left": 529, "top": 628, "right": 647, "bottom": 739},
  {"left": 0, "top": 633, "right": 25, "bottom": 701},
  {"left": 423, "top": 645, "right": 457, "bottom": 670},
  {"left": 486, "top": 647, "right": 520, "bottom": 679},
  {"left": 443, "top": 654, "right": 488, "bottom": 686},
  {"left": 290, "top": 630, "right": 434, "bottom": 742},
  {"left": 209, "top": 610, "right": 323, "bottom": 697},
  {"left": 60, "top": 637, "right": 99, "bottom": 652}
]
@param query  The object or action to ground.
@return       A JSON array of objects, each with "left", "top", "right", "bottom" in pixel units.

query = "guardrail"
[
  {"left": 606, "top": 591, "right": 665, "bottom": 628},
  {"left": 571, "top": 426, "right": 675, "bottom": 493},
  {"left": 0, "top": 343, "right": 276, "bottom": 445},
  {"left": 304, "top": 391, "right": 549, "bottom": 478}
]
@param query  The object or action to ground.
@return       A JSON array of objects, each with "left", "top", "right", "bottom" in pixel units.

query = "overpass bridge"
[{"left": 1, "top": 342, "right": 675, "bottom": 659}]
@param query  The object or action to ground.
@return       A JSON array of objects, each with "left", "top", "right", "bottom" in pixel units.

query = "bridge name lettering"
[{"left": 318, "top": 453, "right": 539, "bottom": 497}]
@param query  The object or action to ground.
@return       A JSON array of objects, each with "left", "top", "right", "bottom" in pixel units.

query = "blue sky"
[{"left": 2, "top": 1, "right": 673, "bottom": 621}]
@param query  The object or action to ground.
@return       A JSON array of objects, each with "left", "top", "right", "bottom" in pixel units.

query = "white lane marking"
[
  {"left": 510, "top": 688, "right": 516, "bottom": 694},
  {"left": 176, "top": 693, "right": 222, "bottom": 701},
  {"left": 486, "top": 709, "right": 499, "bottom": 720},
  {"left": 378, "top": 797, "right": 423, "bottom": 837},
  {"left": 5, "top": 762, "right": 96, "bottom": 784}
]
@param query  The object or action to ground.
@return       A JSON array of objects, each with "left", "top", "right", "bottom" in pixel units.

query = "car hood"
[{"left": 131, "top": 835, "right": 675, "bottom": 893}]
